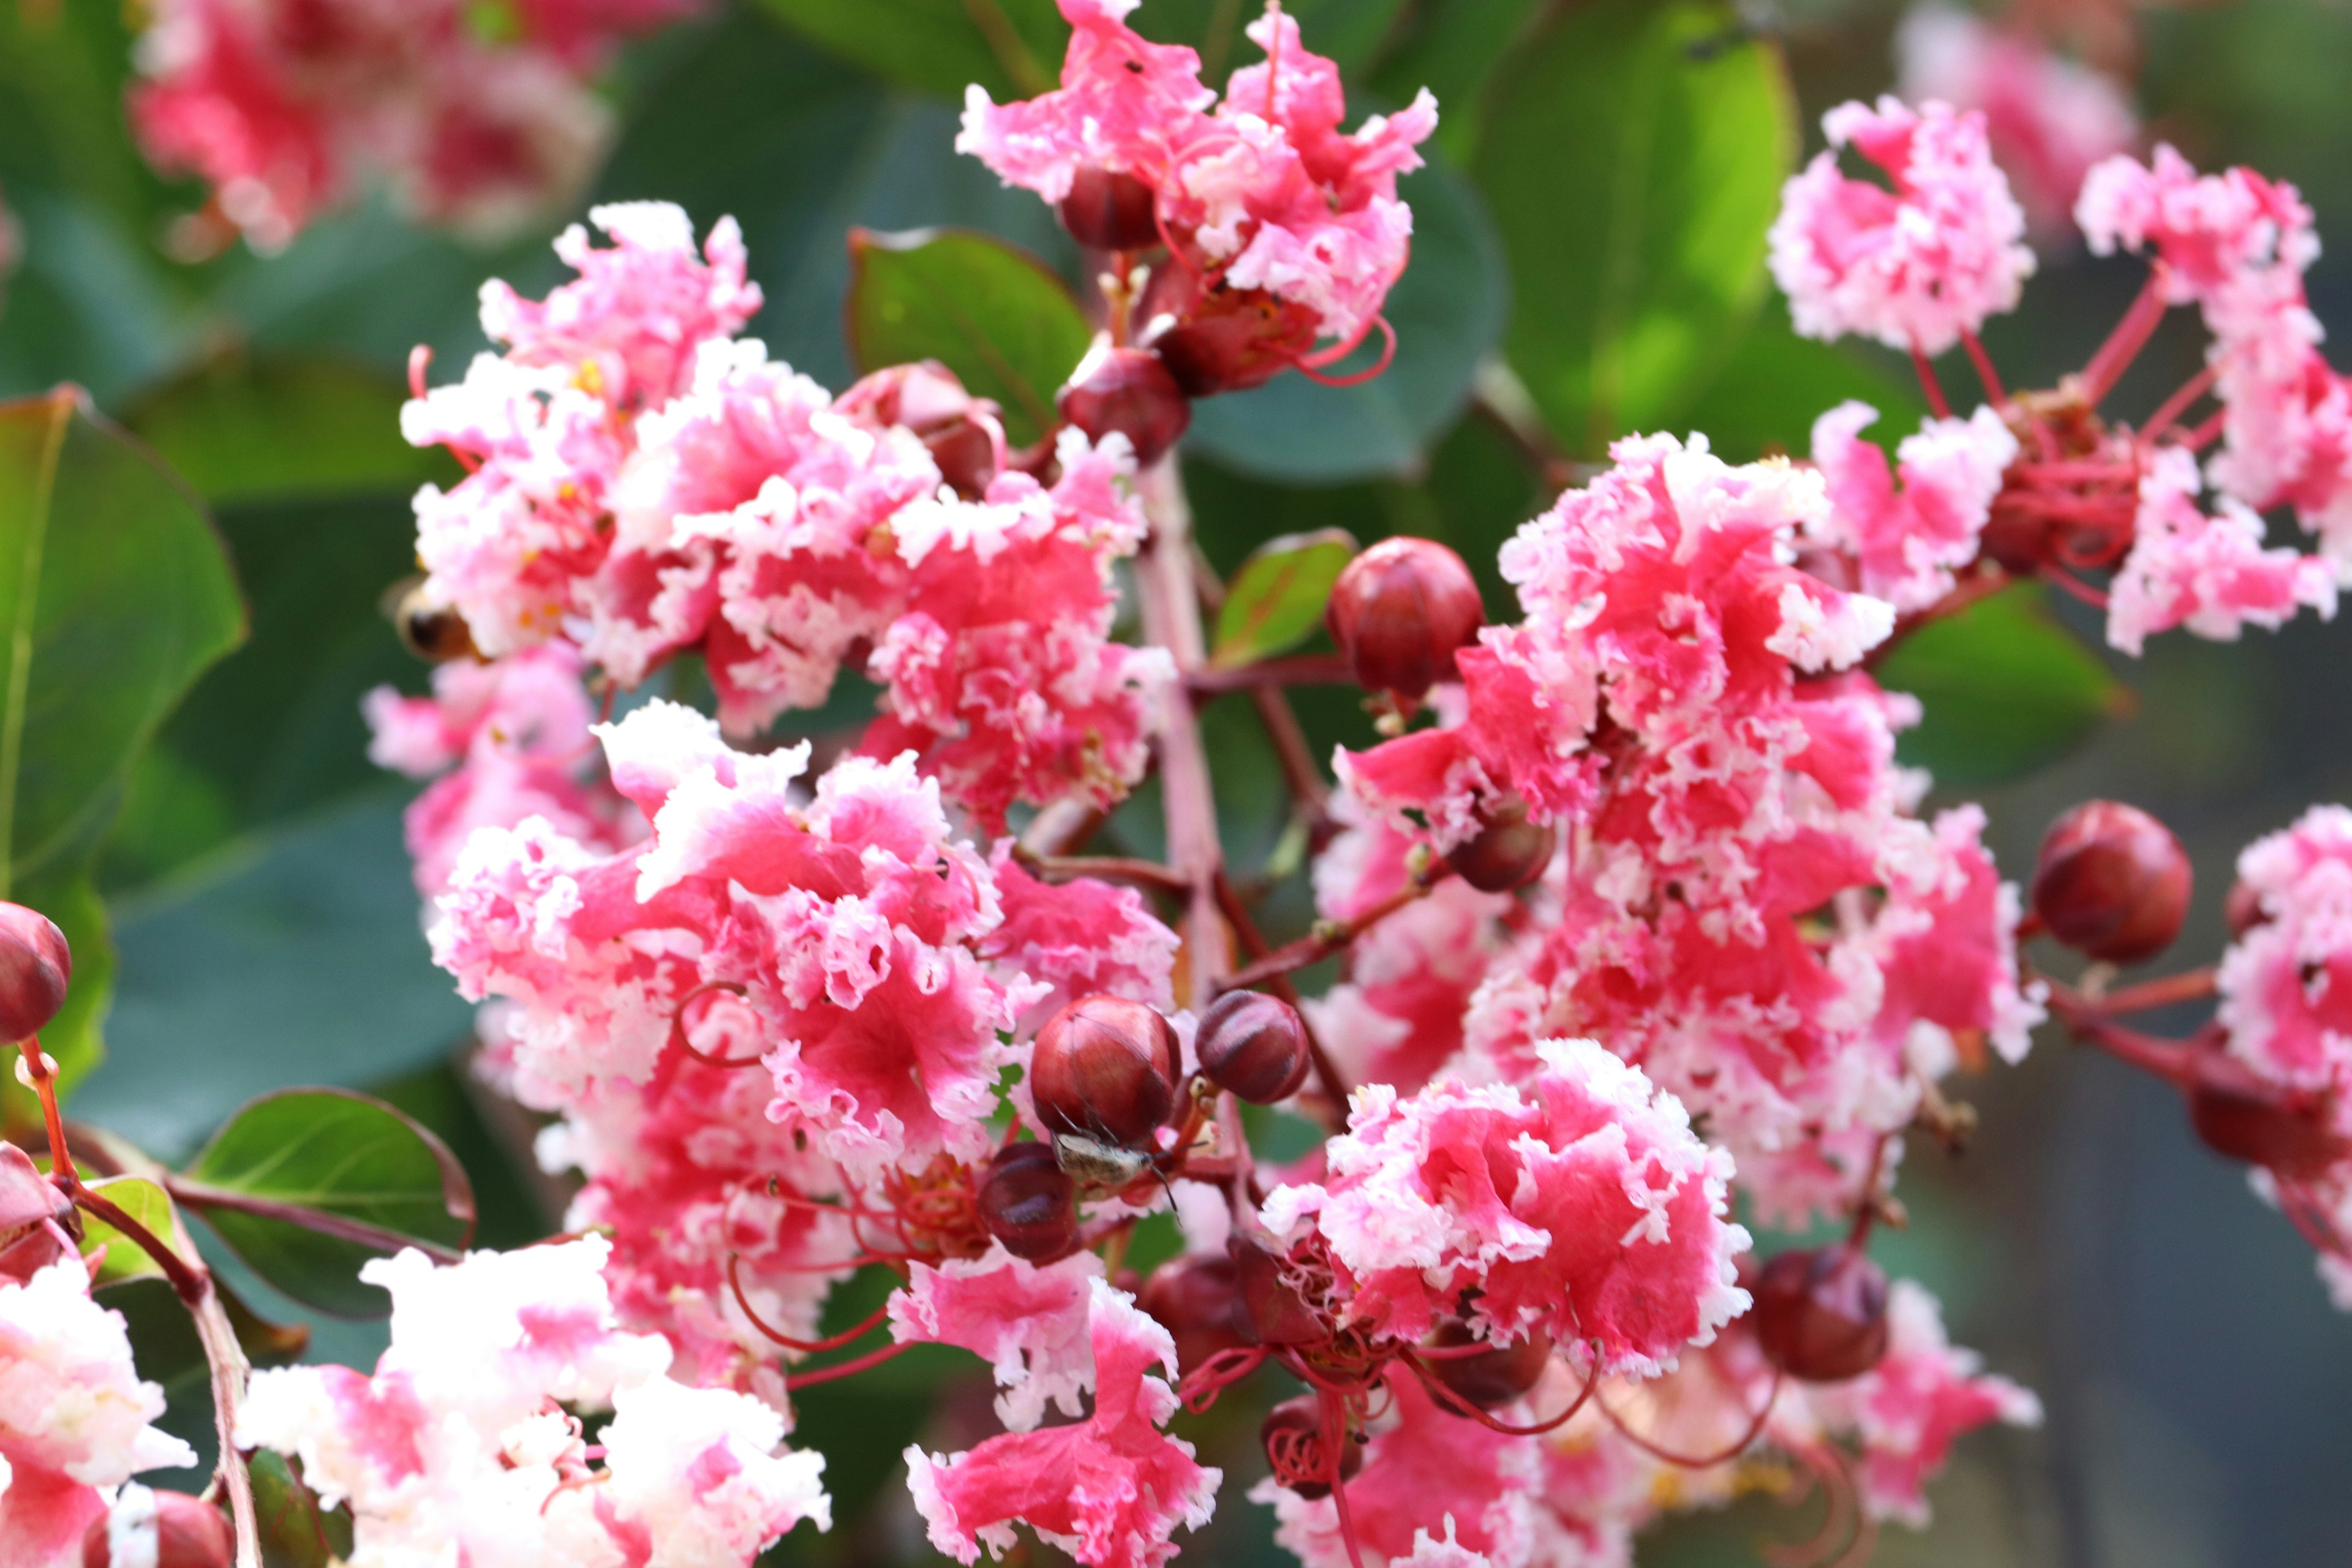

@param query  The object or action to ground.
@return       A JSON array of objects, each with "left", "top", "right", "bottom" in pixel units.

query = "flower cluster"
[
  {"left": 128, "top": 0, "right": 696, "bottom": 249},
  {"left": 403, "top": 201, "right": 1163, "bottom": 825}
]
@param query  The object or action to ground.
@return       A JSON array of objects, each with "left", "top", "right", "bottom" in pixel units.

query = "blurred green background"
[{"left": 6, "top": 1, "right": 2352, "bottom": 1564}]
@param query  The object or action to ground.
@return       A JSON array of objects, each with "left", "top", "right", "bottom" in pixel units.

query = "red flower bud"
[
  {"left": 2031, "top": 801, "right": 2192, "bottom": 965},
  {"left": 85, "top": 1490, "right": 235, "bottom": 1568},
  {"left": 837, "top": 360, "right": 1006, "bottom": 499},
  {"left": 1229, "top": 1236, "right": 1325, "bottom": 1348},
  {"left": 2224, "top": 878, "right": 2269, "bottom": 939},
  {"left": 1325, "top": 537, "right": 1484, "bottom": 703},
  {"left": 1029, "top": 995, "right": 1180, "bottom": 1148},
  {"left": 1137, "top": 1253, "right": 1246, "bottom": 1377},
  {"left": 0, "top": 902, "right": 70, "bottom": 1044},
  {"left": 977, "top": 1142, "right": 1078, "bottom": 1261},
  {"left": 1058, "top": 167, "right": 1162, "bottom": 252},
  {"left": 1261, "top": 1395, "right": 1361, "bottom": 1499},
  {"left": 1424, "top": 1318, "right": 1553, "bottom": 1409},
  {"left": 1194, "top": 991, "right": 1311, "bottom": 1104},
  {"left": 1751, "top": 1245, "right": 1891, "bottom": 1383},
  {"left": 2186, "top": 1050, "right": 2342, "bottom": 1180},
  {"left": 1452, "top": 797, "right": 1556, "bottom": 894},
  {"left": 1140, "top": 273, "right": 1321, "bottom": 397},
  {"left": 1056, "top": 344, "right": 1189, "bottom": 467}
]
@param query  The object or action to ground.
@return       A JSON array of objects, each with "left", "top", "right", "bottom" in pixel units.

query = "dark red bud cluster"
[
  {"left": 1261, "top": 1395, "right": 1362, "bottom": 1499},
  {"left": 1137, "top": 1252, "right": 1248, "bottom": 1376},
  {"left": 1140, "top": 271, "right": 1322, "bottom": 398},
  {"left": 1194, "top": 991, "right": 1311, "bottom": 1104},
  {"left": 0, "top": 902, "right": 69, "bottom": 1044},
  {"left": 1751, "top": 1245, "right": 1891, "bottom": 1383},
  {"left": 84, "top": 1491, "right": 235, "bottom": 1568},
  {"left": 1229, "top": 1235, "right": 1325, "bottom": 1347},
  {"left": 1057, "top": 342, "right": 1189, "bottom": 467},
  {"left": 2031, "top": 801, "right": 2192, "bottom": 965},
  {"left": 1030, "top": 995, "right": 1181, "bottom": 1148},
  {"left": 977, "top": 1142, "right": 1078, "bottom": 1261},
  {"left": 837, "top": 360, "right": 1006, "bottom": 498},
  {"left": 1452, "top": 797, "right": 1557, "bottom": 894},
  {"left": 2185, "top": 1050, "right": 2343, "bottom": 1179},
  {"left": 1059, "top": 167, "right": 1162, "bottom": 252},
  {"left": 1424, "top": 1317, "right": 1553, "bottom": 1409},
  {"left": 1326, "top": 537, "right": 1483, "bottom": 704}
]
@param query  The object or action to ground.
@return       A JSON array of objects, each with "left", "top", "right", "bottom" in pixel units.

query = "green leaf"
[
  {"left": 846, "top": 227, "right": 1092, "bottom": 447},
  {"left": 1133, "top": 0, "right": 1404, "bottom": 78},
  {"left": 751, "top": 0, "right": 1064, "bottom": 100},
  {"left": 1212, "top": 527, "right": 1358, "bottom": 668},
  {"left": 178, "top": 1087, "right": 475, "bottom": 1317},
  {"left": 122, "top": 353, "right": 451, "bottom": 508},
  {"left": 1366, "top": 0, "right": 1548, "bottom": 163},
  {"left": 248, "top": 1449, "right": 355, "bottom": 1568},
  {"left": 1474, "top": 0, "right": 1795, "bottom": 457},
  {"left": 1876, "top": 584, "right": 2130, "bottom": 788},
  {"left": 0, "top": 389, "right": 245, "bottom": 1109},
  {"left": 78, "top": 1175, "right": 185, "bottom": 1287},
  {"left": 1672, "top": 308, "right": 1924, "bottom": 465}
]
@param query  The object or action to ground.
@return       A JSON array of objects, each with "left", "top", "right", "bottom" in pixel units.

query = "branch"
[
  {"left": 1216, "top": 870, "right": 1451, "bottom": 994},
  {"left": 1014, "top": 849, "right": 1191, "bottom": 892},
  {"left": 189, "top": 1283, "right": 262, "bottom": 1568},
  {"left": 1137, "top": 460, "right": 1229, "bottom": 1009},
  {"left": 1187, "top": 653, "right": 1352, "bottom": 695}
]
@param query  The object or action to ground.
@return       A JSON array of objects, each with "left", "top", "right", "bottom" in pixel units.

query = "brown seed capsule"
[
  {"left": 2186, "top": 1049, "right": 2342, "bottom": 1179},
  {"left": 0, "top": 902, "right": 70, "bottom": 1044},
  {"left": 386, "top": 578, "right": 479, "bottom": 664},
  {"left": 1751, "top": 1245, "right": 1891, "bottom": 1383},
  {"left": 1452, "top": 797, "right": 1557, "bottom": 894},
  {"left": 977, "top": 1142, "right": 1078, "bottom": 1261},
  {"left": 1229, "top": 1236, "right": 1326, "bottom": 1348},
  {"left": 1056, "top": 343, "right": 1190, "bottom": 467},
  {"left": 1195, "top": 991, "right": 1311, "bottom": 1104},
  {"left": 1261, "top": 1395, "right": 1361, "bottom": 1499},
  {"left": 84, "top": 1490, "right": 236, "bottom": 1568},
  {"left": 1030, "top": 995, "right": 1181, "bottom": 1148},
  {"left": 1325, "top": 537, "right": 1484, "bottom": 703},
  {"left": 2031, "top": 800, "right": 2193, "bottom": 965},
  {"left": 1138, "top": 1253, "right": 1247, "bottom": 1377},
  {"left": 1424, "top": 1318, "right": 1553, "bottom": 1409},
  {"left": 1059, "top": 166, "right": 1162, "bottom": 251}
]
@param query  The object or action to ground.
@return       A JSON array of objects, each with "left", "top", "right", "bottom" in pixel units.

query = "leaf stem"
[
  {"left": 1216, "top": 870, "right": 1451, "bottom": 995},
  {"left": 164, "top": 1176, "right": 467, "bottom": 1264},
  {"left": 1188, "top": 652, "right": 1352, "bottom": 695}
]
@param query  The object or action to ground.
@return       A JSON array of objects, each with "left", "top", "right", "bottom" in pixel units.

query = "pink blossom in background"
[
  {"left": 1896, "top": 3, "right": 2137, "bottom": 232},
  {"left": 1770, "top": 96, "right": 2035, "bottom": 354},
  {"left": 128, "top": 0, "right": 694, "bottom": 248},
  {"left": 887, "top": 1245, "right": 1105, "bottom": 1430},
  {"left": 236, "top": 1238, "right": 829, "bottom": 1566},
  {"left": 0, "top": 1260, "right": 194, "bottom": 1568}
]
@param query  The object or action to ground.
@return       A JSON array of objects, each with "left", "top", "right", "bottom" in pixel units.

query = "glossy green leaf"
[
  {"left": 1474, "top": 0, "right": 1795, "bottom": 456},
  {"left": 123, "top": 353, "right": 450, "bottom": 508},
  {"left": 846, "top": 227, "right": 1091, "bottom": 447},
  {"left": 751, "top": 0, "right": 1063, "bottom": 101},
  {"left": 1877, "top": 584, "right": 2130, "bottom": 788},
  {"left": 1366, "top": 0, "right": 1548, "bottom": 162},
  {"left": 78, "top": 1175, "right": 184, "bottom": 1286},
  {"left": 1133, "top": 0, "right": 1404, "bottom": 77},
  {"left": 0, "top": 390, "right": 245, "bottom": 1112},
  {"left": 1213, "top": 528, "right": 1357, "bottom": 668},
  {"left": 249, "top": 1449, "right": 355, "bottom": 1568},
  {"left": 178, "top": 1088, "right": 475, "bottom": 1317}
]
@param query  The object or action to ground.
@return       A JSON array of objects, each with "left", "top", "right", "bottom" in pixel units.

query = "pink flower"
[
  {"left": 1262, "top": 1039, "right": 1750, "bottom": 1371},
  {"left": 1895, "top": 4, "right": 2136, "bottom": 232},
  {"left": 888, "top": 1245, "right": 1105, "bottom": 1430},
  {"left": 2218, "top": 806, "right": 2352, "bottom": 1095},
  {"left": 237, "top": 1238, "right": 829, "bottom": 1566},
  {"left": 0, "top": 1260, "right": 195, "bottom": 1567},
  {"left": 1770, "top": 96, "right": 2035, "bottom": 354},
  {"left": 2076, "top": 145, "right": 2316, "bottom": 309},
  {"left": 1808, "top": 400, "right": 2019, "bottom": 614},
  {"left": 2108, "top": 446, "right": 2338, "bottom": 655},
  {"left": 905, "top": 1278, "right": 1220, "bottom": 1568},
  {"left": 981, "top": 845, "right": 1179, "bottom": 1029}
]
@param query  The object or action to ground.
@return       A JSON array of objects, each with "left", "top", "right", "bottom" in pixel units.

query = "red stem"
[
  {"left": 783, "top": 1337, "right": 915, "bottom": 1388},
  {"left": 1596, "top": 1373, "right": 1783, "bottom": 1468},
  {"left": 1960, "top": 330, "right": 2006, "bottom": 407},
  {"left": 728, "top": 1254, "right": 894, "bottom": 1352},
  {"left": 2142, "top": 364, "right": 2218, "bottom": 443},
  {"left": 1188, "top": 653, "right": 1354, "bottom": 695},
  {"left": 1910, "top": 344, "right": 1953, "bottom": 420},
  {"left": 2080, "top": 263, "right": 2173, "bottom": 405}
]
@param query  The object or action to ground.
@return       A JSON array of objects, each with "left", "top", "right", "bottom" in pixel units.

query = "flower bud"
[
  {"left": 1452, "top": 797, "right": 1556, "bottom": 894},
  {"left": 2224, "top": 878, "right": 2269, "bottom": 939},
  {"left": 390, "top": 578, "right": 478, "bottom": 664},
  {"left": 837, "top": 360, "right": 1005, "bottom": 498},
  {"left": 1751, "top": 1245, "right": 1890, "bottom": 1383},
  {"left": 2031, "top": 801, "right": 2192, "bottom": 965},
  {"left": 1261, "top": 1395, "right": 1360, "bottom": 1499},
  {"left": 2186, "top": 1050, "right": 2342, "bottom": 1180},
  {"left": 1228, "top": 1236, "right": 1325, "bottom": 1348},
  {"left": 1056, "top": 343, "right": 1189, "bottom": 467},
  {"left": 1424, "top": 1318, "right": 1553, "bottom": 1409},
  {"left": 1325, "top": 537, "right": 1484, "bottom": 703},
  {"left": 1058, "top": 167, "right": 1161, "bottom": 251},
  {"left": 1140, "top": 274, "right": 1321, "bottom": 397},
  {"left": 1194, "top": 991, "right": 1310, "bottom": 1104},
  {"left": 977, "top": 1142, "right": 1078, "bottom": 1261},
  {"left": 1138, "top": 1253, "right": 1246, "bottom": 1376},
  {"left": 0, "top": 902, "right": 70, "bottom": 1043},
  {"left": 1030, "top": 995, "right": 1180, "bottom": 1148},
  {"left": 85, "top": 1487, "right": 235, "bottom": 1568}
]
